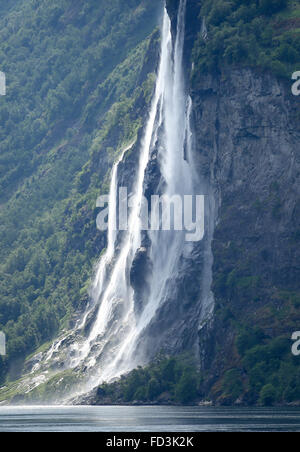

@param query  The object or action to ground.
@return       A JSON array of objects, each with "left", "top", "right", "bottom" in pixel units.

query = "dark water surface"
[{"left": 0, "top": 405, "right": 299, "bottom": 432}]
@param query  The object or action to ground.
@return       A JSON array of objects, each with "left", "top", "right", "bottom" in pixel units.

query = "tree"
[
  {"left": 134, "top": 386, "right": 147, "bottom": 402},
  {"left": 259, "top": 0, "right": 288, "bottom": 15},
  {"left": 147, "top": 378, "right": 161, "bottom": 401},
  {"left": 259, "top": 384, "right": 277, "bottom": 406},
  {"left": 175, "top": 372, "right": 198, "bottom": 404},
  {"left": 161, "top": 357, "right": 176, "bottom": 385},
  {"left": 236, "top": 328, "right": 265, "bottom": 356}
]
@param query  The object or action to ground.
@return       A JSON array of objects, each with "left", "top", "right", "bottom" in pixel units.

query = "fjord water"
[{"left": 0, "top": 406, "right": 299, "bottom": 432}]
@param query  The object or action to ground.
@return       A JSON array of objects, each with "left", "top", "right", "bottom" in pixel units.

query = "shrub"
[
  {"left": 259, "top": 384, "right": 277, "bottom": 406},
  {"left": 222, "top": 369, "right": 244, "bottom": 401},
  {"left": 259, "top": 0, "right": 288, "bottom": 15},
  {"left": 236, "top": 328, "right": 265, "bottom": 356},
  {"left": 175, "top": 372, "right": 198, "bottom": 404},
  {"left": 147, "top": 378, "right": 161, "bottom": 401}
]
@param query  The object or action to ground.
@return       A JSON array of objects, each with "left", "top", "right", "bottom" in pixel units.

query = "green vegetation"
[
  {"left": 0, "top": 368, "right": 82, "bottom": 404},
  {"left": 0, "top": 0, "right": 160, "bottom": 384},
  {"left": 240, "top": 334, "right": 300, "bottom": 405},
  {"left": 259, "top": 384, "right": 277, "bottom": 406},
  {"left": 212, "top": 244, "right": 300, "bottom": 406},
  {"left": 23, "top": 370, "right": 82, "bottom": 404},
  {"left": 192, "top": 0, "right": 300, "bottom": 80},
  {"left": 211, "top": 181, "right": 300, "bottom": 406},
  {"left": 95, "top": 355, "right": 201, "bottom": 405},
  {"left": 211, "top": 328, "right": 300, "bottom": 406}
]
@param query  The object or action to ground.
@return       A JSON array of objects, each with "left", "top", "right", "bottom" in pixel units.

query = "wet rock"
[
  {"left": 130, "top": 247, "right": 152, "bottom": 316},
  {"left": 24, "top": 352, "right": 45, "bottom": 374}
]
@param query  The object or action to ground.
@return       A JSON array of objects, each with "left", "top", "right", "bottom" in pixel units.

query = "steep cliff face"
[
  {"left": 167, "top": 0, "right": 300, "bottom": 404},
  {"left": 193, "top": 68, "right": 300, "bottom": 402}
]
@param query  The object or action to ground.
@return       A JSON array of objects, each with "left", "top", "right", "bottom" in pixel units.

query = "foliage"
[
  {"left": 234, "top": 331, "right": 300, "bottom": 405},
  {"left": 175, "top": 371, "right": 198, "bottom": 404},
  {"left": 0, "top": 0, "right": 160, "bottom": 383},
  {"left": 221, "top": 369, "right": 244, "bottom": 402},
  {"left": 236, "top": 328, "right": 266, "bottom": 356},
  {"left": 95, "top": 355, "right": 201, "bottom": 405},
  {"left": 259, "top": 384, "right": 277, "bottom": 406},
  {"left": 192, "top": 0, "right": 300, "bottom": 80}
]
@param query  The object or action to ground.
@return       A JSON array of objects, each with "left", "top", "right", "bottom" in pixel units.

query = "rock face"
[
  {"left": 130, "top": 246, "right": 152, "bottom": 316},
  {"left": 192, "top": 68, "right": 300, "bottom": 396},
  {"left": 166, "top": 0, "right": 300, "bottom": 401}
]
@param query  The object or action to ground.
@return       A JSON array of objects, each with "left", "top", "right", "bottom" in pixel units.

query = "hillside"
[{"left": 0, "top": 0, "right": 161, "bottom": 383}]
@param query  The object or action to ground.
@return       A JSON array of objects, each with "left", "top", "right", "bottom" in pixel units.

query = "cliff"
[
  {"left": 174, "top": 0, "right": 300, "bottom": 405},
  {"left": 194, "top": 67, "right": 300, "bottom": 405}
]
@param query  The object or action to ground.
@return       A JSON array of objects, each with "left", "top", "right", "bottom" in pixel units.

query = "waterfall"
[
  {"left": 30, "top": 0, "right": 214, "bottom": 402},
  {"left": 65, "top": 0, "right": 206, "bottom": 393}
]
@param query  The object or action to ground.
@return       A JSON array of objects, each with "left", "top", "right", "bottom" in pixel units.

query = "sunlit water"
[{"left": 0, "top": 406, "right": 299, "bottom": 432}]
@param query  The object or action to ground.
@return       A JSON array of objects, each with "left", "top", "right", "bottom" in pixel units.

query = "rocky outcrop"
[{"left": 130, "top": 246, "right": 153, "bottom": 315}]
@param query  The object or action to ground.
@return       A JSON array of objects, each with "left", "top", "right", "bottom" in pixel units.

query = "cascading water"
[
  {"left": 65, "top": 0, "right": 196, "bottom": 390},
  {"left": 67, "top": 0, "right": 208, "bottom": 392},
  {"left": 23, "top": 0, "right": 214, "bottom": 401}
]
